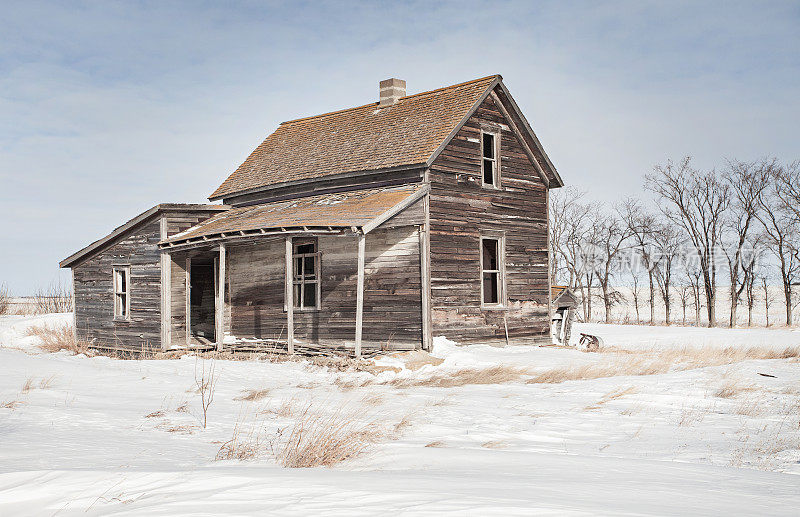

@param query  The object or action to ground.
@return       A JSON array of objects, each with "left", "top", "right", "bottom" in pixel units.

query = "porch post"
[
  {"left": 285, "top": 236, "right": 294, "bottom": 354},
  {"left": 159, "top": 250, "right": 172, "bottom": 351},
  {"left": 355, "top": 232, "right": 366, "bottom": 358},
  {"left": 159, "top": 217, "right": 171, "bottom": 351},
  {"left": 185, "top": 257, "right": 191, "bottom": 345},
  {"left": 215, "top": 243, "right": 226, "bottom": 351}
]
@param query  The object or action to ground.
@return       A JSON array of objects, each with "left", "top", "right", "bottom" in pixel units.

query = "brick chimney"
[{"left": 379, "top": 78, "right": 406, "bottom": 106}]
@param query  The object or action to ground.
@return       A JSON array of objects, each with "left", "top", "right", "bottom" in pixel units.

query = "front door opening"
[{"left": 189, "top": 260, "right": 216, "bottom": 341}]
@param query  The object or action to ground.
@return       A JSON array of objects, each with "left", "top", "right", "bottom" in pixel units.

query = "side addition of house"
[{"left": 60, "top": 75, "right": 564, "bottom": 356}]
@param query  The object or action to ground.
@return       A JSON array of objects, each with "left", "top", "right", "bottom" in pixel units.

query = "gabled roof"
[
  {"left": 551, "top": 285, "right": 579, "bottom": 308},
  {"left": 210, "top": 75, "right": 562, "bottom": 200},
  {"left": 163, "top": 184, "right": 428, "bottom": 248},
  {"left": 60, "top": 204, "right": 228, "bottom": 268}
]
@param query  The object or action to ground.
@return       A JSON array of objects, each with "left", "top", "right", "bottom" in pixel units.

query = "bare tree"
[
  {"left": 652, "top": 224, "right": 681, "bottom": 325},
  {"left": 630, "top": 270, "right": 642, "bottom": 324},
  {"left": 549, "top": 187, "right": 588, "bottom": 286},
  {"left": 721, "top": 160, "right": 770, "bottom": 327},
  {"left": 621, "top": 199, "right": 659, "bottom": 325},
  {"left": 573, "top": 204, "right": 604, "bottom": 322},
  {"left": 591, "top": 209, "right": 631, "bottom": 323},
  {"left": 195, "top": 357, "right": 219, "bottom": 429},
  {"left": 772, "top": 161, "right": 800, "bottom": 222},
  {"left": 687, "top": 268, "right": 703, "bottom": 326},
  {"left": 679, "top": 285, "right": 691, "bottom": 325},
  {"left": 761, "top": 276, "right": 774, "bottom": 327},
  {"left": 645, "top": 157, "right": 729, "bottom": 327},
  {"left": 756, "top": 161, "right": 800, "bottom": 326}
]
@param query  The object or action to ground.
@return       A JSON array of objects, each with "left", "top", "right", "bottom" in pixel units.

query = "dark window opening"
[
  {"left": 482, "top": 132, "right": 498, "bottom": 186},
  {"left": 189, "top": 261, "right": 215, "bottom": 339},
  {"left": 293, "top": 240, "right": 320, "bottom": 310},
  {"left": 113, "top": 267, "right": 130, "bottom": 320},
  {"left": 481, "top": 238, "right": 502, "bottom": 305}
]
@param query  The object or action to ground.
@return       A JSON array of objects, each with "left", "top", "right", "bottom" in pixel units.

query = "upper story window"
[
  {"left": 480, "top": 235, "right": 504, "bottom": 306},
  {"left": 481, "top": 130, "right": 500, "bottom": 188},
  {"left": 113, "top": 266, "right": 130, "bottom": 320},
  {"left": 293, "top": 240, "right": 320, "bottom": 310}
]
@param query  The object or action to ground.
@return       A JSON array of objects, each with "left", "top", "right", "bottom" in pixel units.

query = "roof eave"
[
  {"left": 208, "top": 163, "right": 427, "bottom": 202},
  {"left": 424, "top": 75, "right": 503, "bottom": 168},
  {"left": 60, "top": 204, "right": 229, "bottom": 269}
]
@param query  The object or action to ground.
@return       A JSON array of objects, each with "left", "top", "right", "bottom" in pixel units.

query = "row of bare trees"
[{"left": 550, "top": 157, "right": 800, "bottom": 327}]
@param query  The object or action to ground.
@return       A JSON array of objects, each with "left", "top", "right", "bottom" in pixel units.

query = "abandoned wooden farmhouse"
[{"left": 60, "top": 75, "right": 565, "bottom": 355}]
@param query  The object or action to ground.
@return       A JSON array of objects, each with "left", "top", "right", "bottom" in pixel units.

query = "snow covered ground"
[{"left": 1, "top": 314, "right": 799, "bottom": 515}]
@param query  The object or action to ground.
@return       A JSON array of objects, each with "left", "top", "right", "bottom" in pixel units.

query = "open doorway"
[{"left": 189, "top": 259, "right": 216, "bottom": 342}]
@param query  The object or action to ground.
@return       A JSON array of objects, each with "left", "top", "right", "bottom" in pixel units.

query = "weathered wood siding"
[
  {"left": 223, "top": 226, "right": 422, "bottom": 350},
  {"left": 72, "top": 209, "right": 225, "bottom": 352},
  {"left": 73, "top": 218, "right": 162, "bottom": 351},
  {"left": 428, "top": 90, "right": 550, "bottom": 344}
]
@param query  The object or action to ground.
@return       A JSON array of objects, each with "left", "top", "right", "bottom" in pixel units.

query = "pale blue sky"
[{"left": 1, "top": 1, "right": 798, "bottom": 293}]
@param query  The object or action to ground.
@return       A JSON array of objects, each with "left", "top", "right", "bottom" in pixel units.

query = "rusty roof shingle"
[
  {"left": 209, "top": 75, "right": 501, "bottom": 200},
  {"left": 167, "top": 185, "right": 425, "bottom": 244}
]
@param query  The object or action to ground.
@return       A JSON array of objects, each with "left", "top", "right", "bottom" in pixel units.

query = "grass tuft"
[
  {"left": 27, "top": 324, "right": 90, "bottom": 355},
  {"left": 271, "top": 403, "right": 383, "bottom": 468},
  {"left": 235, "top": 388, "right": 271, "bottom": 402}
]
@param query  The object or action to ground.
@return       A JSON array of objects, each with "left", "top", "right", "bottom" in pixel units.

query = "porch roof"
[{"left": 160, "top": 184, "right": 427, "bottom": 248}]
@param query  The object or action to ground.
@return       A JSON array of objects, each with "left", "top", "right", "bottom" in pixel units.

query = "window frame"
[
  {"left": 291, "top": 238, "right": 321, "bottom": 311},
  {"left": 479, "top": 233, "right": 506, "bottom": 308},
  {"left": 480, "top": 129, "right": 501, "bottom": 189},
  {"left": 112, "top": 265, "right": 131, "bottom": 321}
]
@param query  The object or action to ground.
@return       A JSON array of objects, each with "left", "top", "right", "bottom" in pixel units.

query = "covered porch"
[{"left": 158, "top": 185, "right": 429, "bottom": 357}]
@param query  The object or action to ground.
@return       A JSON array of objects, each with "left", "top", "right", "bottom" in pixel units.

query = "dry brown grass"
[
  {"left": 424, "top": 440, "right": 446, "bottom": 448},
  {"left": 164, "top": 424, "right": 198, "bottom": 434},
  {"left": 391, "top": 412, "right": 415, "bottom": 438},
  {"left": 678, "top": 405, "right": 711, "bottom": 427},
  {"left": 145, "top": 410, "right": 165, "bottom": 418},
  {"left": 528, "top": 358, "right": 669, "bottom": 385},
  {"left": 526, "top": 345, "right": 800, "bottom": 386},
  {"left": 1, "top": 399, "right": 24, "bottom": 409},
  {"left": 389, "top": 365, "right": 528, "bottom": 388},
  {"left": 361, "top": 393, "right": 384, "bottom": 406},
  {"left": 714, "top": 379, "right": 754, "bottom": 399},
  {"left": 263, "top": 399, "right": 295, "bottom": 418},
  {"left": 584, "top": 386, "right": 638, "bottom": 410},
  {"left": 21, "top": 377, "right": 35, "bottom": 393},
  {"left": 600, "top": 344, "right": 800, "bottom": 367},
  {"left": 235, "top": 388, "right": 271, "bottom": 402},
  {"left": 734, "top": 397, "right": 767, "bottom": 417},
  {"left": 27, "top": 324, "right": 90, "bottom": 355},
  {"left": 481, "top": 440, "right": 508, "bottom": 449},
  {"left": 0, "top": 283, "right": 9, "bottom": 315},
  {"left": 271, "top": 403, "right": 384, "bottom": 468},
  {"left": 38, "top": 375, "right": 56, "bottom": 389}
]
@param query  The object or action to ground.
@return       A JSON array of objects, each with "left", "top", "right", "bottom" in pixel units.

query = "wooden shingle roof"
[
  {"left": 209, "top": 76, "right": 502, "bottom": 200},
  {"left": 164, "top": 185, "right": 427, "bottom": 247}
]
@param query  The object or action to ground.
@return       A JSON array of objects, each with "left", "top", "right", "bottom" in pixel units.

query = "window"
[
  {"left": 292, "top": 240, "right": 320, "bottom": 310},
  {"left": 480, "top": 236, "right": 504, "bottom": 306},
  {"left": 113, "top": 266, "right": 130, "bottom": 320},
  {"left": 481, "top": 131, "right": 500, "bottom": 187}
]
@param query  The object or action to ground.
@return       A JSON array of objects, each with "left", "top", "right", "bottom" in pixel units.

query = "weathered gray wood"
[
  {"left": 72, "top": 219, "right": 162, "bottom": 351},
  {"left": 159, "top": 217, "right": 171, "bottom": 351},
  {"left": 185, "top": 257, "right": 191, "bottom": 345},
  {"left": 284, "top": 236, "right": 294, "bottom": 354},
  {"left": 218, "top": 167, "right": 424, "bottom": 207},
  {"left": 363, "top": 186, "right": 428, "bottom": 234},
  {"left": 428, "top": 89, "right": 551, "bottom": 345},
  {"left": 355, "top": 232, "right": 366, "bottom": 357}
]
